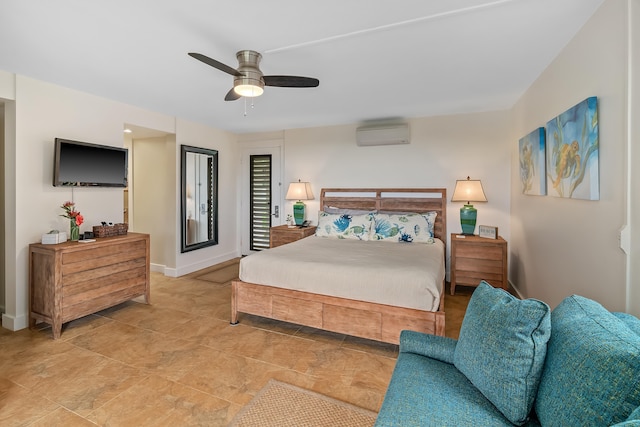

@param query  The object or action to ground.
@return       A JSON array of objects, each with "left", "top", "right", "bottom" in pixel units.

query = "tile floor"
[{"left": 0, "top": 259, "right": 473, "bottom": 426}]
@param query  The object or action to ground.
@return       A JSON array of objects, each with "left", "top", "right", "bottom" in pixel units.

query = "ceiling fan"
[{"left": 188, "top": 50, "right": 319, "bottom": 101}]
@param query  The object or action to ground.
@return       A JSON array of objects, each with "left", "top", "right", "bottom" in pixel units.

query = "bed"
[{"left": 231, "top": 188, "right": 447, "bottom": 344}]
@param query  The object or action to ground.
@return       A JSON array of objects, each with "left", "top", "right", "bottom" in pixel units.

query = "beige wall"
[
  {"left": 1, "top": 75, "right": 240, "bottom": 331},
  {"left": 280, "top": 1, "right": 636, "bottom": 311},
  {"left": 282, "top": 110, "right": 512, "bottom": 268},
  {"left": 175, "top": 118, "right": 239, "bottom": 276},
  {"left": 1, "top": 0, "right": 636, "bottom": 328},
  {"left": 0, "top": 70, "right": 14, "bottom": 99},
  {"left": 2, "top": 99, "right": 16, "bottom": 329},
  {"left": 131, "top": 136, "right": 175, "bottom": 270},
  {"left": 510, "top": 0, "right": 630, "bottom": 310},
  {"left": 628, "top": 0, "right": 640, "bottom": 314},
  {"left": 0, "top": 103, "right": 4, "bottom": 313}
]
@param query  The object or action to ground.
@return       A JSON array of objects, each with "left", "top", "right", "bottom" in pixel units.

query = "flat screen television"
[{"left": 53, "top": 138, "right": 128, "bottom": 187}]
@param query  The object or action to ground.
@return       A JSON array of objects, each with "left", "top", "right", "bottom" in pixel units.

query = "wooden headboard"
[{"left": 319, "top": 188, "right": 447, "bottom": 243}]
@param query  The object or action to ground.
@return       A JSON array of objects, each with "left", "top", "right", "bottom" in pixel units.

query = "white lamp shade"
[
  {"left": 451, "top": 178, "right": 487, "bottom": 203},
  {"left": 285, "top": 181, "right": 314, "bottom": 201}
]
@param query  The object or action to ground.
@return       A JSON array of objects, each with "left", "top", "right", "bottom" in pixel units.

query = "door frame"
[{"left": 240, "top": 141, "right": 283, "bottom": 255}]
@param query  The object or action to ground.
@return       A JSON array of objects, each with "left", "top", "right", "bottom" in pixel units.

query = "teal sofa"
[{"left": 375, "top": 281, "right": 640, "bottom": 427}]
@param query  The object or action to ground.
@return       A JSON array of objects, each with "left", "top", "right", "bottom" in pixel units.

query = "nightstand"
[
  {"left": 270, "top": 225, "right": 317, "bottom": 248},
  {"left": 450, "top": 233, "right": 508, "bottom": 295}
]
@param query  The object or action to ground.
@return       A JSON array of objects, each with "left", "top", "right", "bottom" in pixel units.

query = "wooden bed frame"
[{"left": 231, "top": 188, "right": 447, "bottom": 344}]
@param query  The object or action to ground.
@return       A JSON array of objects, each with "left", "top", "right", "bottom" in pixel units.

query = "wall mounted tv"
[{"left": 53, "top": 138, "right": 128, "bottom": 187}]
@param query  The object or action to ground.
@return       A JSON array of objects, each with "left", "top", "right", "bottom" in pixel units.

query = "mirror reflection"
[{"left": 181, "top": 145, "right": 218, "bottom": 253}]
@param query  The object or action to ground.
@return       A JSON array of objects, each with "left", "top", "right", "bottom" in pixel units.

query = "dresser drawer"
[{"left": 29, "top": 233, "right": 150, "bottom": 339}]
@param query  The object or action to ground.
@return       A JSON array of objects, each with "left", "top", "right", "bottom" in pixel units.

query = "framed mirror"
[{"left": 181, "top": 145, "right": 218, "bottom": 253}]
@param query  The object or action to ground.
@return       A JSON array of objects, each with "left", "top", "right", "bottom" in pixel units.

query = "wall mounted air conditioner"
[{"left": 356, "top": 123, "right": 410, "bottom": 146}]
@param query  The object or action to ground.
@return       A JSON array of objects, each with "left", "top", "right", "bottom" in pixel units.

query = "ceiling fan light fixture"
[
  {"left": 233, "top": 67, "right": 265, "bottom": 97},
  {"left": 189, "top": 49, "right": 318, "bottom": 101},
  {"left": 232, "top": 50, "right": 265, "bottom": 97},
  {"left": 233, "top": 82, "right": 264, "bottom": 97}
]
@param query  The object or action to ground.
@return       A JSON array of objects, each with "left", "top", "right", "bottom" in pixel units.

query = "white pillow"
[
  {"left": 370, "top": 212, "right": 437, "bottom": 243},
  {"left": 315, "top": 212, "right": 373, "bottom": 240}
]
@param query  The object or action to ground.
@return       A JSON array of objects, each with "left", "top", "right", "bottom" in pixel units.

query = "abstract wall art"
[
  {"left": 519, "top": 127, "right": 546, "bottom": 196},
  {"left": 546, "top": 96, "right": 599, "bottom": 200}
]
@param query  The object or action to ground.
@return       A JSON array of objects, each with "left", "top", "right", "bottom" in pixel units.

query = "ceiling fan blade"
[
  {"left": 224, "top": 88, "right": 241, "bottom": 101},
  {"left": 263, "top": 75, "right": 319, "bottom": 88},
  {"left": 188, "top": 52, "right": 243, "bottom": 77}
]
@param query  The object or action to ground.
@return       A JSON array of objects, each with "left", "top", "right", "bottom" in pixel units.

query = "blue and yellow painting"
[
  {"left": 546, "top": 96, "right": 599, "bottom": 200},
  {"left": 519, "top": 127, "right": 546, "bottom": 195}
]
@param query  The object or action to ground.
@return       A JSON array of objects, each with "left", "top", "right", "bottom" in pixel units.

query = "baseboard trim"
[
  {"left": 174, "top": 252, "right": 240, "bottom": 277},
  {"left": 163, "top": 267, "right": 178, "bottom": 277},
  {"left": 509, "top": 279, "right": 525, "bottom": 300},
  {"left": 149, "top": 263, "right": 180, "bottom": 278},
  {"left": 2, "top": 312, "right": 28, "bottom": 331},
  {"left": 150, "top": 263, "right": 165, "bottom": 273}
]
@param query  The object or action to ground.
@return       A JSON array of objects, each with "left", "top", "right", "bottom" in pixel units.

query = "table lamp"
[
  {"left": 451, "top": 176, "right": 487, "bottom": 235},
  {"left": 285, "top": 180, "right": 314, "bottom": 225}
]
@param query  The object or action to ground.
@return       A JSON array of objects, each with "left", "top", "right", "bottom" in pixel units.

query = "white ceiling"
[{"left": 0, "top": 0, "right": 605, "bottom": 134}]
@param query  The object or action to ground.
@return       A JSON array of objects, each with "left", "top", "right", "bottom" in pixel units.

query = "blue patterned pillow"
[
  {"left": 423, "top": 211, "right": 437, "bottom": 237},
  {"left": 370, "top": 212, "right": 436, "bottom": 243},
  {"left": 315, "top": 211, "right": 373, "bottom": 240},
  {"left": 454, "top": 281, "right": 551, "bottom": 425}
]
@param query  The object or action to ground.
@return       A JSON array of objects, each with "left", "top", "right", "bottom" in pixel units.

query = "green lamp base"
[
  {"left": 293, "top": 201, "right": 306, "bottom": 225},
  {"left": 460, "top": 204, "right": 477, "bottom": 235}
]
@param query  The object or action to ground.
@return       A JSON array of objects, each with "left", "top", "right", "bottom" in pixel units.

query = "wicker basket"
[{"left": 92, "top": 223, "right": 128, "bottom": 238}]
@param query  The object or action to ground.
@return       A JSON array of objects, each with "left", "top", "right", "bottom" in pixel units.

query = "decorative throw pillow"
[
  {"left": 612, "top": 406, "right": 640, "bottom": 426},
  {"left": 613, "top": 312, "right": 640, "bottom": 336},
  {"left": 315, "top": 211, "right": 373, "bottom": 240},
  {"left": 370, "top": 212, "right": 436, "bottom": 243},
  {"left": 535, "top": 296, "right": 640, "bottom": 427},
  {"left": 423, "top": 211, "right": 437, "bottom": 237},
  {"left": 453, "top": 281, "right": 551, "bottom": 425}
]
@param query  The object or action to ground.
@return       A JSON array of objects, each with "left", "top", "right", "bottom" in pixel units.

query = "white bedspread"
[{"left": 239, "top": 236, "right": 445, "bottom": 311}]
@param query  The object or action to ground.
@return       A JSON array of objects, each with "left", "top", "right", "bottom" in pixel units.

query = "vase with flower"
[{"left": 60, "top": 201, "right": 84, "bottom": 241}]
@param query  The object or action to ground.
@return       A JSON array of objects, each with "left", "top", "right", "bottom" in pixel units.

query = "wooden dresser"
[
  {"left": 450, "top": 233, "right": 508, "bottom": 295},
  {"left": 29, "top": 232, "right": 150, "bottom": 338},
  {"left": 270, "top": 225, "right": 317, "bottom": 248}
]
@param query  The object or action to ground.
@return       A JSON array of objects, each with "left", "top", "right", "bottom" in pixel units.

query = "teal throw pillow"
[
  {"left": 453, "top": 281, "right": 551, "bottom": 425},
  {"left": 535, "top": 296, "right": 640, "bottom": 426},
  {"left": 613, "top": 312, "right": 640, "bottom": 336},
  {"left": 613, "top": 406, "right": 640, "bottom": 426}
]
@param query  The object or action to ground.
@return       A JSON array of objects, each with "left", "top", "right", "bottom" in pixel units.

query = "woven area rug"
[
  {"left": 229, "top": 379, "right": 377, "bottom": 427},
  {"left": 196, "top": 263, "right": 239, "bottom": 284}
]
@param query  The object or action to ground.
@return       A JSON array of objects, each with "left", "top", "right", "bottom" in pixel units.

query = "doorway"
[
  {"left": 241, "top": 145, "right": 282, "bottom": 255},
  {"left": 0, "top": 102, "right": 5, "bottom": 314},
  {"left": 123, "top": 124, "right": 176, "bottom": 272}
]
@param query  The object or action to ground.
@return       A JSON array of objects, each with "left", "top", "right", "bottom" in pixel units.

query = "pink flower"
[{"left": 75, "top": 214, "right": 84, "bottom": 226}]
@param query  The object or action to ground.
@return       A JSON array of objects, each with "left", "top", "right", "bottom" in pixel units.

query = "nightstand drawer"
[
  {"left": 455, "top": 257, "right": 504, "bottom": 275},
  {"left": 455, "top": 269, "right": 506, "bottom": 288},
  {"left": 270, "top": 225, "right": 317, "bottom": 248},
  {"left": 456, "top": 244, "right": 504, "bottom": 261},
  {"left": 450, "top": 234, "right": 508, "bottom": 295}
]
